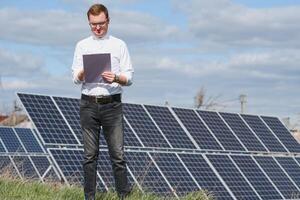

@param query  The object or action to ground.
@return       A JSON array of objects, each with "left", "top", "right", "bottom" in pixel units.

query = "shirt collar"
[{"left": 92, "top": 33, "right": 109, "bottom": 41}]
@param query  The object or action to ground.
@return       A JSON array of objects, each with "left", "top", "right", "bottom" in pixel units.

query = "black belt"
[{"left": 81, "top": 93, "right": 121, "bottom": 104}]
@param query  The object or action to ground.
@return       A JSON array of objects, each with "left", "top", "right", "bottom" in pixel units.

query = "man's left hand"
[{"left": 101, "top": 71, "right": 115, "bottom": 83}]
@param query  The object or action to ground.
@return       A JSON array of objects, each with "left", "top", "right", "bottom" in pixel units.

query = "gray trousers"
[{"left": 80, "top": 99, "right": 130, "bottom": 199}]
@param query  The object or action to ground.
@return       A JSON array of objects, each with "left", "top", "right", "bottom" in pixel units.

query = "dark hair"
[{"left": 87, "top": 4, "right": 109, "bottom": 21}]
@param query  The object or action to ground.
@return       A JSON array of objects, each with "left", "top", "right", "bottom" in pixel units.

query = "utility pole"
[{"left": 239, "top": 94, "right": 247, "bottom": 114}]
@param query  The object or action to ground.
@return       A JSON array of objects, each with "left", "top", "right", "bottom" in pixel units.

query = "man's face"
[{"left": 88, "top": 12, "right": 109, "bottom": 38}]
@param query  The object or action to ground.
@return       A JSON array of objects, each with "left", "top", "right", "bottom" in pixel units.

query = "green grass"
[{"left": 0, "top": 176, "right": 214, "bottom": 200}]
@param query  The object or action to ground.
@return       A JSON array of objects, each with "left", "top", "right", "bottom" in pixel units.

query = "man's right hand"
[{"left": 77, "top": 69, "right": 85, "bottom": 81}]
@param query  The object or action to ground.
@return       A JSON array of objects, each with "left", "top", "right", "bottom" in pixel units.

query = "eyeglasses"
[{"left": 89, "top": 20, "right": 108, "bottom": 28}]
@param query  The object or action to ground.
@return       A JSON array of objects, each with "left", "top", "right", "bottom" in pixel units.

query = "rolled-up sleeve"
[
  {"left": 120, "top": 42, "right": 134, "bottom": 86},
  {"left": 71, "top": 43, "right": 84, "bottom": 85}
]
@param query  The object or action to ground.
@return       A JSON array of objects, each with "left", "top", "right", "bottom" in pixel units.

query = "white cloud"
[
  {"left": 0, "top": 7, "right": 182, "bottom": 47},
  {"left": 0, "top": 48, "right": 48, "bottom": 77},
  {"left": 0, "top": 8, "right": 88, "bottom": 47},
  {"left": 2, "top": 80, "right": 37, "bottom": 89},
  {"left": 173, "top": 0, "right": 300, "bottom": 49}
]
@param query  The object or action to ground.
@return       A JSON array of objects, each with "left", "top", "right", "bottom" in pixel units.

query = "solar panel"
[
  {"left": 122, "top": 120, "right": 143, "bottom": 147},
  {"left": 48, "top": 148, "right": 106, "bottom": 191},
  {"left": 126, "top": 151, "right": 175, "bottom": 197},
  {"left": 30, "top": 156, "right": 60, "bottom": 182},
  {"left": 206, "top": 154, "right": 260, "bottom": 199},
  {"left": 12, "top": 156, "right": 40, "bottom": 180},
  {"left": 241, "top": 114, "right": 287, "bottom": 152},
  {"left": 96, "top": 149, "right": 116, "bottom": 189},
  {"left": 261, "top": 116, "right": 300, "bottom": 153},
  {"left": 17, "top": 93, "right": 80, "bottom": 145},
  {"left": 53, "top": 96, "right": 141, "bottom": 147},
  {"left": 179, "top": 153, "right": 233, "bottom": 199},
  {"left": 0, "top": 127, "right": 25, "bottom": 153},
  {"left": 0, "top": 138, "right": 6, "bottom": 152},
  {"left": 123, "top": 103, "right": 170, "bottom": 148},
  {"left": 52, "top": 96, "right": 83, "bottom": 144},
  {"left": 231, "top": 155, "right": 283, "bottom": 199},
  {"left": 0, "top": 155, "right": 20, "bottom": 178},
  {"left": 172, "top": 108, "right": 222, "bottom": 150},
  {"left": 15, "top": 92, "right": 300, "bottom": 199},
  {"left": 197, "top": 111, "right": 245, "bottom": 151},
  {"left": 144, "top": 105, "right": 196, "bottom": 149},
  {"left": 275, "top": 157, "right": 300, "bottom": 190},
  {"left": 14, "top": 128, "right": 44, "bottom": 153},
  {"left": 219, "top": 112, "right": 267, "bottom": 152},
  {"left": 254, "top": 156, "right": 299, "bottom": 199},
  {"left": 149, "top": 152, "right": 199, "bottom": 196}
]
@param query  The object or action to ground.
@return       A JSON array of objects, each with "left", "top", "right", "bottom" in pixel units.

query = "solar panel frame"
[
  {"left": 11, "top": 155, "right": 41, "bottom": 180},
  {"left": 30, "top": 155, "right": 61, "bottom": 182},
  {"left": 178, "top": 152, "right": 234, "bottom": 199},
  {"left": 241, "top": 114, "right": 288, "bottom": 153},
  {"left": 122, "top": 117, "right": 144, "bottom": 147},
  {"left": 206, "top": 154, "right": 261, "bottom": 199},
  {"left": 48, "top": 148, "right": 109, "bottom": 191},
  {"left": 123, "top": 150, "right": 176, "bottom": 197},
  {"left": 0, "top": 155, "right": 21, "bottom": 178},
  {"left": 144, "top": 104, "right": 197, "bottom": 150},
  {"left": 275, "top": 157, "right": 300, "bottom": 192},
  {"left": 254, "top": 155, "right": 300, "bottom": 199},
  {"left": 52, "top": 96, "right": 83, "bottom": 145},
  {"left": 149, "top": 152, "right": 200, "bottom": 197},
  {"left": 171, "top": 107, "right": 223, "bottom": 151},
  {"left": 197, "top": 110, "right": 246, "bottom": 152},
  {"left": 0, "top": 138, "right": 6, "bottom": 153},
  {"left": 13, "top": 128, "right": 44, "bottom": 153},
  {"left": 261, "top": 116, "right": 300, "bottom": 153},
  {"left": 122, "top": 103, "right": 171, "bottom": 149},
  {"left": 17, "top": 93, "right": 81, "bottom": 146},
  {"left": 219, "top": 112, "right": 268, "bottom": 152},
  {"left": 230, "top": 154, "right": 284, "bottom": 199},
  {"left": 0, "top": 127, "right": 25, "bottom": 153}
]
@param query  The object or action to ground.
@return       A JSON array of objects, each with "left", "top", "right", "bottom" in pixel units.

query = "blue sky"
[{"left": 0, "top": 0, "right": 300, "bottom": 127}]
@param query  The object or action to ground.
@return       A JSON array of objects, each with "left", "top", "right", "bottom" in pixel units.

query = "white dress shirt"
[{"left": 72, "top": 34, "right": 134, "bottom": 96}]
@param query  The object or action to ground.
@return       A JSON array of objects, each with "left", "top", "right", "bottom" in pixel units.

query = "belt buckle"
[{"left": 95, "top": 95, "right": 111, "bottom": 104}]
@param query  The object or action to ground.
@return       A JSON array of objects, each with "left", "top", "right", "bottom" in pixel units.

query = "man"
[{"left": 71, "top": 4, "right": 133, "bottom": 200}]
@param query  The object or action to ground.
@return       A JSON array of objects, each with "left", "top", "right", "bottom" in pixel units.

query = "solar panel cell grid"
[
  {"left": 275, "top": 157, "right": 300, "bottom": 191},
  {"left": 150, "top": 152, "right": 199, "bottom": 196},
  {"left": 261, "top": 116, "right": 300, "bottom": 153},
  {"left": 53, "top": 96, "right": 83, "bottom": 144},
  {"left": 172, "top": 108, "right": 222, "bottom": 150},
  {"left": 122, "top": 121, "right": 143, "bottom": 147},
  {"left": 126, "top": 151, "right": 175, "bottom": 197},
  {"left": 254, "top": 156, "right": 300, "bottom": 199},
  {"left": 0, "top": 139, "right": 5, "bottom": 152},
  {"left": 49, "top": 149, "right": 106, "bottom": 191},
  {"left": 97, "top": 150, "right": 115, "bottom": 188},
  {"left": 0, "top": 127, "right": 25, "bottom": 153},
  {"left": 197, "top": 111, "right": 245, "bottom": 151},
  {"left": 123, "top": 103, "right": 170, "bottom": 148},
  {"left": 12, "top": 156, "right": 40, "bottom": 180},
  {"left": 231, "top": 155, "right": 283, "bottom": 200},
  {"left": 30, "top": 156, "right": 52, "bottom": 178},
  {"left": 206, "top": 154, "right": 260, "bottom": 199},
  {"left": 179, "top": 153, "right": 233, "bottom": 200},
  {"left": 219, "top": 112, "right": 267, "bottom": 152},
  {"left": 17, "top": 93, "right": 79, "bottom": 145},
  {"left": 49, "top": 149, "right": 85, "bottom": 185},
  {"left": 14, "top": 128, "right": 44, "bottom": 153},
  {"left": 145, "top": 105, "right": 196, "bottom": 149},
  {"left": 241, "top": 114, "right": 287, "bottom": 153},
  {"left": 0, "top": 156, "right": 19, "bottom": 177}
]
